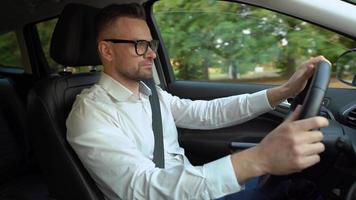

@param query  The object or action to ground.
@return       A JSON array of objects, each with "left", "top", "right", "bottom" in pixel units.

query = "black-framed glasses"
[{"left": 103, "top": 39, "right": 159, "bottom": 56}]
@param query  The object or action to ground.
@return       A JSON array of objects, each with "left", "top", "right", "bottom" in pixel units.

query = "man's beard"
[{"left": 117, "top": 66, "right": 153, "bottom": 81}]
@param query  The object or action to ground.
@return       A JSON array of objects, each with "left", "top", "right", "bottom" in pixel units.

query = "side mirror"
[{"left": 335, "top": 48, "right": 356, "bottom": 86}]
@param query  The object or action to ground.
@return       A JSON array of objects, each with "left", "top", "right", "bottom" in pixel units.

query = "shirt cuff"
[
  {"left": 249, "top": 90, "right": 274, "bottom": 111},
  {"left": 204, "top": 155, "right": 243, "bottom": 199}
]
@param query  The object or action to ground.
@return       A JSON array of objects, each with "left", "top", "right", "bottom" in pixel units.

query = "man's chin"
[
  {"left": 136, "top": 73, "right": 153, "bottom": 81},
  {"left": 141, "top": 75, "right": 153, "bottom": 80}
]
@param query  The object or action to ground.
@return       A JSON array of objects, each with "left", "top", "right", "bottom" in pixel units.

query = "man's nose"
[{"left": 144, "top": 46, "right": 157, "bottom": 59}]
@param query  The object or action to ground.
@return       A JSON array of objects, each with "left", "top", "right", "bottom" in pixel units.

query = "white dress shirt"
[{"left": 66, "top": 73, "right": 273, "bottom": 200}]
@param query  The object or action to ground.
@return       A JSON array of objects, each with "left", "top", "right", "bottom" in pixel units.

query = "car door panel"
[{"left": 167, "top": 81, "right": 283, "bottom": 165}]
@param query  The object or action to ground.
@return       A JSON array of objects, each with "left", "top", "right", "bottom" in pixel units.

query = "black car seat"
[
  {"left": 0, "top": 76, "right": 49, "bottom": 200},
  {"left": 27, "top": 4, "right": 105, "bottom": 200}
]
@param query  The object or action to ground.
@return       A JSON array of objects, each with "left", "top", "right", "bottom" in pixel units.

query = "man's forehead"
[
  {"left": 110, "top": 17, "right": 151, "bottom": 39},
  {"left": 115, "top": 16, "right": 146, "bottom": 25},
  {"left": 115, "top": 17, "right": 149, "bottom": 31}
]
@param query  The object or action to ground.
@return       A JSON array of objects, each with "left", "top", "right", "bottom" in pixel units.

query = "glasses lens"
[
  {"left": 135, "top": 40, "right": 159, "bottom": 56},
  {"left": 136, "top": 40, "right": 148, "bottom": 56},
  {"left": 149, "top": 40, "right": 159, "bottom": 52}
]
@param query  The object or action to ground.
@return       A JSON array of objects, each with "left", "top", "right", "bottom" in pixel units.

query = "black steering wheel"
[
  {"left": 290, "top": 60, "right": 331, "bottom": 119},
  {"left": 260, "top": 61, "right": 332, "bottom": 194}
]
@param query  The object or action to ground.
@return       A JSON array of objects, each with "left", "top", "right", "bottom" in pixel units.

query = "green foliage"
[
  {"left": 36, "top": 18, "right": 63, "bottom": 71},
  {"left": 0, "top": 32, "right": 22, "bottom": 67},
  {"left": 154, "top": 0, "right": 356, "bottom": 80},
  {"left": 0, "top": 0, "right": 355, "bottom": 79},
  {"left": 0, "top": 19, "right": 60, "bottom": 70}
]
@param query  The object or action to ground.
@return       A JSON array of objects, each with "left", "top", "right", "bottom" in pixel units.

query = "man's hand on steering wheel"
[
  {"left": 266, "top": 56, "right": 331, "bottom": 108},
  {"left": 254, "top": 105, "right": 329, "bottom": 176},
  {"left": 231, "top": 57, "right": 332, "bottom": 185}
]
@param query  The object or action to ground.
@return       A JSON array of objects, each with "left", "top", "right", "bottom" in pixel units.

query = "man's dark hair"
[{"left": 95, "top": 3, "right": 146, "bottom": 41}]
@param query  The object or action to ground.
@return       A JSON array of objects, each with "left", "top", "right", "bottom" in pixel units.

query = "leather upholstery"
[
  {"left": 0, "top": 77, "right": 27, "bottom": 184},
  {"left": 27, "top": 3, "right": 105, "bottom": 200},
  {"left": 50, "top": 3, "right": 101, "bottom": 67},
  {"left": 0, "top": 77, "right": 50, "bottom": 199},
  {"left": 28, "top": 74, "right": 103, "bottom": 200}
]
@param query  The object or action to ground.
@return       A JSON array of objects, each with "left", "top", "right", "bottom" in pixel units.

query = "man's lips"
[{"left": 141, "top": 63, "right": 153, "bottom": 68}]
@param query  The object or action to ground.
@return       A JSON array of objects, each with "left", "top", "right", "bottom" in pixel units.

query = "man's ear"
[{"left": 98, "top": 41, "right": 113, "bottom": 62}]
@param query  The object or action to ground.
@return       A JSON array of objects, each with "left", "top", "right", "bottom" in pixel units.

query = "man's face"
[{"left": 103, "top": 17, "right": 156, "bottom": 82}]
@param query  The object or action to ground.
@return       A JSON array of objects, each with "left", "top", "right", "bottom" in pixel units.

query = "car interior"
[
  {"left": 27, "top": 3, "right": 104, "bottom": 200},
  {"left": 0, "top": 0, "right": 356, "bottom": 200},
  {"left": 0, "top": 2, "right": 104, "bottom": 199}
]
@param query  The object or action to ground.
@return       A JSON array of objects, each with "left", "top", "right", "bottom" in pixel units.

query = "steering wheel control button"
[{"left": 322, "top": 98, "right": 330, "bottom": 107}]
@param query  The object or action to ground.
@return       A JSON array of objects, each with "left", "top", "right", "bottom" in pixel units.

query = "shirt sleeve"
[
  {"left": 159, "top": 88, "right": 274, "bottom": 129},
  {"left": 66, "top": 97, "right": 243, "bottom": 200}
]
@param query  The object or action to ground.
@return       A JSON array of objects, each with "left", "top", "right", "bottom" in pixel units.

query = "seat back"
[
  {"left": 28, "top": 73, "right": 102, "bottom": 200},
  {"left": 0, "top": 77, "right": 27, "bottom": 184},
  {"left": 27, "top": 4, "right": 105, "bottom": 200}
]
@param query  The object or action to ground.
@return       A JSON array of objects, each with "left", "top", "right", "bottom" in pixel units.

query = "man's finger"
[
  {"left": 311, "top": 55, "right": 331, "bottom": 66},
  {"left": 293, "top": 116, "right": 329, "bottom": 131},
  {"left": 299, "top": 155, "right": 321, "bottom": 169},
  {"left": 303, "top": 64, "right": 314, "bottom": 79},
  {"left": 300, "top": 130, "right": 324, "bottom": 144},
  {"left": 300, "top": 142, "right": 325, "bottom": 156}
]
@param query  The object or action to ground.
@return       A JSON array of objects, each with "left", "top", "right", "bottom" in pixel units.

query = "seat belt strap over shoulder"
[{"left": 143, "top": 79, "right": 165, "bottom": 168}]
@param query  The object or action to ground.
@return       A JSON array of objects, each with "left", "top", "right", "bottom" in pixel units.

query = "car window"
[
  {"left": 0, "top": 31, "right": 23, "bottom": 68},
  {"left": 36, "top": 18, "right": 102, "bottom": 73},
  {"left": 153, "top": 0, "right": 356, "bottom": 88}
]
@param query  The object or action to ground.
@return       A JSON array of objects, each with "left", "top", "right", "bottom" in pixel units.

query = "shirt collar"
[{"left": 98, "top": 72, "right": 152, "bottom": 102}]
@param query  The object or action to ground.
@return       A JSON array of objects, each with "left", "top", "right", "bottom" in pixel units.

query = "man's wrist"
[
  {"left": 231, "top": 147, "right": 266, "bottom": 184},
  {"left": 280, "top": 83, "right": 294, "bottom": 99},
  {"left": 266, "top": 85, "right": 291, "bottom": 107}
]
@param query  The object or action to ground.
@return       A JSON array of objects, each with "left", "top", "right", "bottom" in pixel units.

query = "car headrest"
[{"left": 50, "top": 4, "right": 101, "bottom": 67}]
